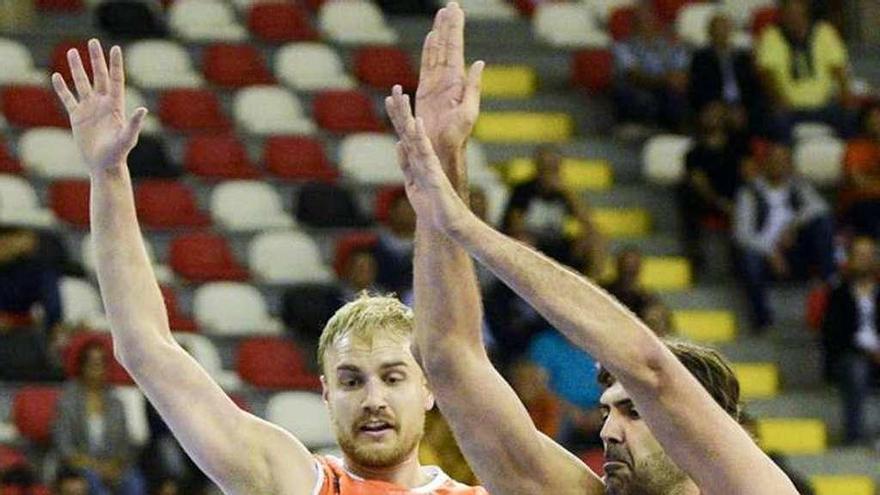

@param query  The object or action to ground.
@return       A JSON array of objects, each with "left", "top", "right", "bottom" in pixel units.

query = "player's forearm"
[{"left": 90, "top": 165, "right": 174, "bottom": 365}]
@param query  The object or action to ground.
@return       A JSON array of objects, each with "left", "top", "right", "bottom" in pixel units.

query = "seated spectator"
[
  {"left": 842, "top": 103, "right": 880, "bottom": 237},
  {"left": 639, "top": 297, "right": 675, "bottom": 337},
  {"left": 340, "top": 247, "right": 381, "bottom": 300},
  {"left": 374, "top": 189, "right": 415, "bottom": 294},
  {"left": 756, "top": 0, "right": 855, "bottom": 139},
  {"left": 54, "top": 465, "right": 89, "bottom": 495},
  {"left": 54, "top": 340, "right": 146, "bottom": 495},
  {"left": 677, "top": 102, "right": 749, "bottom": 269},
  {"left": 734, "top": 141, "right": 836, "bottom": 332},
  {"left": 484, "top": 276, "right": 548, "bottom": 372},
  {"left": 501, "top": 145, "right": 604, "bottom": 276},
  {"left": 612, "top": 1, "right": 689, "bottom": 131},
  {"left": 821, "top": 236, "right": 879, "bottom": 445},
  {"left": 0, "top": 227, "right": 62, "bottom": 335},
  {"left": 602, "top": 246, "right": 656, "bottom": 317},
  {"left": 689, "top": 13, "right": 764, "bottom": 134},
  {"left": 141, "top": 395, "right": 209, "bottom": 495}
]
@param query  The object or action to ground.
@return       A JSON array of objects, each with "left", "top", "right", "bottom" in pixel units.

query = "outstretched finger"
[
  {"left": 413, "top": 118, "right": 436, "bottom": 158},
  {"left": 88, "top": 39, "right": 110, "bottom": 95},
  {"left": 462, "top": 60, "right": 485, "bottom": 117},
  {"left": 108, "top": 45, "right": 126, "bottom": 104},
  {"left": 445, "top": 2, "right": 465, "bottom": 69},
  {"left": 51, "top": 73, "right": 77, "bottom": 114},
  {"left": 67, "top": 48, "right": 92, "bottom": 100}
]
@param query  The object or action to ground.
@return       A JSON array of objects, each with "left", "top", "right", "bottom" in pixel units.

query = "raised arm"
[
  {"left": 389, "top": 84, "right": 796, "bottom": 494},
  {"left": 52, "top": 40, "right": 315, "bottom": 494}
]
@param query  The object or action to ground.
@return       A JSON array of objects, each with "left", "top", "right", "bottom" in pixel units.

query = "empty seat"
[
  {"left": 169, "top": 233, "right": 248, "bottom": 282},
  {"left": 158, "top": 89, "right": 231, "bottom": 132},
  {"left": 127, "top": 135, "right": 179, "bottom": 178},
  {"left": 280, "top": 282, "right": 344, "bottom": 339},
  {"left": 794, "top": 138, "right": 844, "bottom": 186},
  {"left": 162, "top": 287, "right": 198, "bottom": 332},
  {"left": 49, "top": 40, "right": 93, "bottom": 89},
  {"left": 173, "top": 332, "right": 241, "bottom": 389},
  {"left": 233, "top": 86, "right": 315, "bottom": 135},
  {"left": 374, "top": 185, "right": 406, "bottom": 224},
  {"left": 237, "top": 337, "right": 320, "bottom": 389},
  {"left": 183, "top": 135, "right": 260, "bottom": 179},
  {"left": 48, "top": 180, "right": 90, "bottom": 226},
  {"left": 169, "top": 0, "right": 246, "bottom": 41},
  {"left": 266, "top": 392, "right": 333, "bottom": 448},
  {"left": 0, "top": 38, "right": 46, "bottom": 85},
  {"left": 203, "top": 43, "right": 274, "bottom": 88},
  {"left": 571, "top": 49, "right": 613, "bottom": 93},
  {"left": 353, "top": 47, "right": 418, "bottom": 93},
  {"left": 12, "top": 387, "right": 60, "bottom": 445},
  {"left": 275, "top": 42, "right": 356, "bottom": 91},
  {"left": 60, "top": 277, "right": 109, "bottom": 329},
  {"left": 641, "top": 134, "right": 693, "bottom": 185},
  {"left": 473, "top": 112, "right": 573, "bottom": 143},
  {"left": 35, "top": 0, "right": 83, "bottom": 12},
  {"left": 608, "top": 5, "right": 636, "bottom": 40},
  {"left": 248, "top": 2, "right": 317, "bottom": 43},
  {"left": 193, "top": 282, "right": 282, "bottom": 335},
  {"left": 249, "top": 230, "right": 333, "bottom": 284},
  {"left": 314, "top": 90, "right": 384, "bottom": 133},
  {"left": 338, "top": 133, "right": 400, "bottom": 184},
  {"left": 295, "top": 182, "right": 369, "bottom": 228},
  {"left": 263, "top": 136, "right": 337, "bottom": 181},
  {"left": 0, "top": 175, "right": 56, "bottom": 228},
  {"left": 62, "top": 332, "right": 131, "bottom": 384},
  {"left": 96, "top": 0, "right": 169, "bottom": 39},
  {"left": 533, "top": 3, "right": 609, "bottom": 48},
  {"left": 1, "top": 86, "right": 68, "bottom": 128},
  {"left": 114, "top": 387, "right": 149, "bottom": 445},
  {"left": 210, "top": 180, "right": 294, "bottom": 231},
  {"left": 675, "top": 3, "right": 720, "bottom": 47},
  {"left": 126, "top": 40, "right": 203, "bottom": 89},
  {"left": 134, "top": 180, "right": 211, "bottom": 229},
  {"left": 318, "top": 0, "right": 397, "bottom": 44},
  {"left": 82, "top": 234, "right": 173, "bottom": 284},
  {"left": 0, "top": 139, "right": 22, "bottom": 174},
  {"left": 19, "top": 128, "right": 89, "bottom": 179}
]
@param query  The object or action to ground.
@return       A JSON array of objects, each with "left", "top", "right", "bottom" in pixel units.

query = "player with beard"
[
  {"left": 384, "top": 5, "right": 798, "bottom": 492},
  {"left": 50, "top": 34, "right": 486, "bottom": 495}
]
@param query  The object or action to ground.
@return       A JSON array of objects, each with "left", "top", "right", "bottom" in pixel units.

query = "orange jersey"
[{"left": 312, "top": 455, "right": 489, "bottom": 495}]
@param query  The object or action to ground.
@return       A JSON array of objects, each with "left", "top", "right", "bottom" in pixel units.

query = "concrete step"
[
  {"left": 788, "top": 448, "right": 880, "bottom": 481},
  {"left": 747, "top": 390, "right": 880, "bottom": 442}
]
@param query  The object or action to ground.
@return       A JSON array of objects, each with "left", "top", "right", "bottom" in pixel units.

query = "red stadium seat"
[
  {"left": 652, "top": 0, "right": 696, "bottom": 25},
  {"left": 609, "top": 6, "right": 636, "bottom": 41},
  {"left": 161, "top": 286, "right": 198, "bottom": 332},
  {"left": 571, "top": 49, "right": 613, "bottom": 93},
  {"left": 203, "top": 44, "right": 274, "bottom": 88},
  {"left": 0, "top": 445, "right": 28, "bottom": 472},
  {"left": 0, "top": 139, "right": 23, "bottom": 174},
  {"left": 512, "top": 0, "right": 536, "bottom": 17},
  {"left": 303, "top": 0, "right": 324, "bottom": 12},
  {"left": 263, "top": 136, "right": 337, "bottom": 181},
  {"left": 353, "top": 47, "right": 418, "bottom": 93},
  {"left": 333, "top": 231, "right": 377, "bottom": 277},
  {"left": 237, "top": 337, "right": 320, "bottom": 390},
  {"left": 1, "top": 86, "right": 68, "bottom": 128},
  {"left": 751, "top": 6, "right": 779, "bottom": 36},
  {"left": 50, "top": 40, "right": 94, "bottom": 88},
  {"left": 374, "top": 185, "right": 406, "bottom": 224},
  {"left": 313, "top": 90, "right": 384, "bottom": 133},
  {"left": 247, "top": 2, "right": 317, "bottom": 43},
  {"left": 12, "top": 387, "right": 60, "bottom": 445},
  {"left": 184, "top": 135, "right": 260, "bottom": 180},
  {"left": 62, "top": 332, "right": 134, "bottom": 385},
  {"left": 49, "top": 180, "right": 91, "bottom": 226},
  {"left": 158, "top": 89, "right": 231, "bottom": 132},
  {"left": 35, "top": 0, "right": 83, "bottom": 12},
  {"left": 169, "top": 232, "right": 248, "bottom": 282},
  {"left": 806, "top": 283, "right": 830, "bottom": 332},
  {"left": 134, "top": 180, "right": 211, "bottom": 229}
]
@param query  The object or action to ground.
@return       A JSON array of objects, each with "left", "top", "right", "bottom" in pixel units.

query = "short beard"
[
  {"left": 605, "top": 451, "right": 689, "bottom": 495},
  {"left": 334, "top": 423, "right": 422, "bottom": 469}
]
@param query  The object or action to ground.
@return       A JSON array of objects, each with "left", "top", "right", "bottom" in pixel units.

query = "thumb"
[
  {"left": 122, "top": 107, "right": 148, "bottom": 148},
  {"left": 462, "top": 60, "right": 484, "bottom": 117}
]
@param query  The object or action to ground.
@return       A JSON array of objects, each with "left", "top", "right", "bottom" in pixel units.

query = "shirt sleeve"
[
  {"left": 817, "top": 22, "right": 847, "bottom": 70},
  {"left": 794, "top": 181, "right": 829, "bottom": 226},
  {"left": 755, "top": 28, "right": 784, "bottom": 72},
  {"left": 733, "top": 187, "right": 775, "bottom": 254}
]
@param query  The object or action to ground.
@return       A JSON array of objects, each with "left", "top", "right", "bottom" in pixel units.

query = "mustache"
[
  {"left": 604, "top": 445, "right": 631, "bottom": 465},
  {"left": 354, "top": 414, "right": 398, "bottom": 430}
]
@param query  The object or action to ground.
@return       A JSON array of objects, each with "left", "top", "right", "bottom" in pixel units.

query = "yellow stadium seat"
[
  {"left": 639, "top": 256, "right": 691, "bottom": 291},
  {"left": 500, "top": 157, "right": 613, "bottom": 191},
  {"left": 474, "top": 112, "right": 573, "bottom": 143},
  {"left": 591, "top": 208, "right": 651, "bottom": 238},
  {"left": 757, "top": 418, "right": 826, "bottom": 455},
  {"left": 481, "top": 65, "right": 537, "bottom": 99},
  {"left": 673, "top": 310, "right": 737, "bottom": 343},
  {"left": 731, "top": 363, "right": 779, "bottom": 399},
  {"left": 812, "top": 475, "right": 875, "bottom": 495}
]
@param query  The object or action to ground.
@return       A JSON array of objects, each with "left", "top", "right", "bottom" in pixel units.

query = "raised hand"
[
  {"left": 52, "top": 39, "right": 147, "bottom": 173},
  {"left": 386, "top": 85, "right": 471, "bottom": 234}
]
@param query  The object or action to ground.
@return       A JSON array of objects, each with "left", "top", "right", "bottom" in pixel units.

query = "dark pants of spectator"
[
  {"left": 675, "top": 183, "right": 730, "bottom": 272},
  {"left": 767, "top": 104, "right": 857, "bottom": 140},
  {"left": 613, "top": 84, "right": 688, "bottom": 130},
  {"left": 835, "top": 352, "right": 878, "bottom": 443},
  {"left": 83, "top": 467, "right": 147, "bottom": 495},
  {"left": 738, "top": 216, "right": 836, "bottom": 329},
  {"left": 847, "top": 200, "right": 880, "bottom": 239}
]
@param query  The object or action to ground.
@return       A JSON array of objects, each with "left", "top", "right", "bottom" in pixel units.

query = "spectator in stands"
[
  {"left": 141, "top": 397, "right": 209, "bottom": 495},
  {"left": 688, "top": 13, "right": 763, "bottom": 133},
  {"left": 373, "top": 188, "right": 415, "bottom": 294},
  {"left": 639, "top": 297, "right": 674, "bottom": 337},
  {"left": 842, "top": 103, "right": 880, "bottom": 238},
  {"left": 508, "top": 360, "right": 560, "bottom": 438},
  {"left": 612, "top": 1, "right": 689, "bottom": 131},
  {"left": 602, "top": 246, "right": 655, "bottom": 317},
  {"left": 0, "top": 226, "right": 63, "bottom": 335},
  {"left": 340, "top": 247, "right": 381, "bottom": 300},
  {"left": 501, "top": 145, "right": 604, "bottom": 276},
  {"left": 678, "top": 102, "right": 749, "bottom": 270},
  {"left": 821, "top": 236, "right": 879, "bottom": 445},
  {"left": 54, "top": 465, "right": 89, "bottom": 495},
  {"left": 756, "top": 0, "right": 855, "bottom": 139},
  {"left": 734, "top": 141, "right": 836, "bottom": 332},
  {"left": 54, "top": 340, "right": 146, "bottom": 495}
]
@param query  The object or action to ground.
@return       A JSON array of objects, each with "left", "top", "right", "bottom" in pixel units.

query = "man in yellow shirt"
[{"left": 756, "top": 0, "right": 855, "bottom": 138}]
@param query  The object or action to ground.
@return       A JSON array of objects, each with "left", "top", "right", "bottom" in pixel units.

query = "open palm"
[{"left": 52, "top": 39, "right": 146, "bottom": 173}]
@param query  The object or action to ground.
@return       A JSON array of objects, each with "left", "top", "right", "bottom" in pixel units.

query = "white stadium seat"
[
  {"left": 210, "top": 180, "right": 295, "bottom": 232},
  {"left": 60, "top": 277, "right": 109, "bottom": 330},
  {"left": 233, "top": 86, "right": 315, "bottom": 135},
  {"left": 275, "top": 43, "right": 356, "bottom": 91},
  {"left": 676, "top": 3, "right": 720, "bottom": 47},
  {"left": 126, "top": 40, "right": 203, "bottom": 89},
  {"left": 585, "top": 0, "right": 636, "bottom": 23},
  {"left": 0, "top": 174, "right": 56, "bottom": 228},
  {"left": 266, "top": 392, "right": 335, "bottom": 448},
  {"left": 794, "top": 137, "right": 844, "bottom": 186},
  {"left": 0, "top": 38, "right": 46, "bottom": 85},
  {"left": 173, "top": 332, "right": 242, "bottom": 390},
  {"left": 169, "top": 0, "right": 247, "bottom": 41},
  {"left": 248, "top": 230, "right": 333, "bottom": 284},
  {"left": 125, "top": 86, "right": 161, "bottom": 135},
  {"left": 193, "top": 282, "right": 282, "bottom": 336},
  {"left": 19, "top": 128, "right": 89, "bottom": 179},
  {"left": 338, "top": 133, "right": 400, "bottom": 185},
  {"left": 642, "top": 134, "right": 693, "bottom": 186},
  {"left": 533, "top": 3, "right": 609, "bottom": 48},
  {"left": 457, "top": 0, "right": 517, "bottom": 20},
  {"left": 318, "top": 0, "right": 397, "bottom": 45},
  {"left": 114, "top": 387, "right": 149, "bottom": 446},
  {"left": 793, "top": 122, "right": 836, "bottom": 142}
]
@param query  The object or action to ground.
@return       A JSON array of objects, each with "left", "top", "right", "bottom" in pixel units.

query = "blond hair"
[{"left": 317, "top": 292, "right": 414, "bottom": 371}]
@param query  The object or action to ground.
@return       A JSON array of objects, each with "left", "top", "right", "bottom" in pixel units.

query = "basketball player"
[
  {"left": 50, "top": 36, "right": 486, "bottom": 494},
  {"left": 385, "top": 6, "right": 797, "bottom": 493}
]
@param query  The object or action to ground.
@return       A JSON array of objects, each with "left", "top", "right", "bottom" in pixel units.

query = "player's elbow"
[{"left": 113, "top": 333, "right": 177, "bottom": 374}]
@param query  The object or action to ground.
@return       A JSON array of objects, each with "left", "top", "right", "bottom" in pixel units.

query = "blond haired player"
[{"left": 50, "top": 29, "right": 487, "bottom": 495}]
